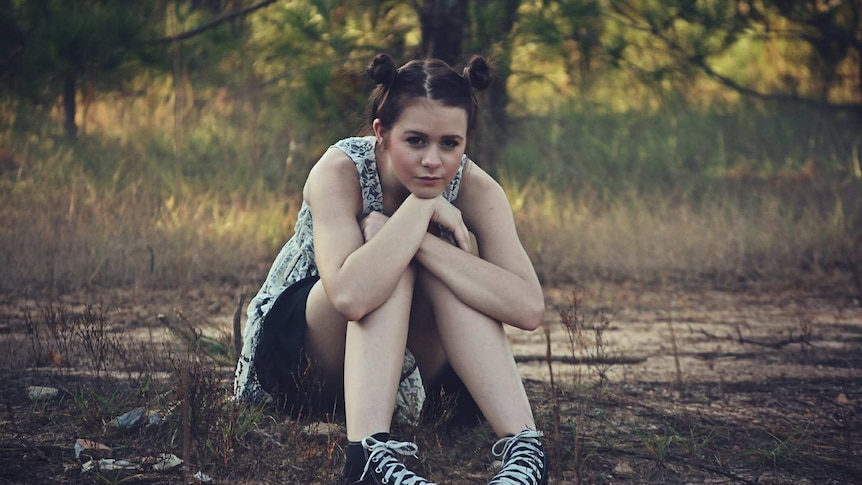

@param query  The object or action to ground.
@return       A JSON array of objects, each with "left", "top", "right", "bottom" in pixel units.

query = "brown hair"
[{"left": 366, "top": 53, "right": 492, "bottom": 135}]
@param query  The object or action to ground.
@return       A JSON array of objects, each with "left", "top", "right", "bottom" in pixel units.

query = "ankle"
[
  {"left": 489, "top": 430, "right": 547, "bottom": 485},
  {"left": 344, "top": 432, "right": 390, "bottom": 481}
]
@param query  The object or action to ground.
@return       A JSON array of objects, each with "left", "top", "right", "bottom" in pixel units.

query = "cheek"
[
  {"left": 389, "top": 146, "right": 417, "bottom": 173},
  {"left": 444, "top": 153, "right": 463, "bottom": 176}
]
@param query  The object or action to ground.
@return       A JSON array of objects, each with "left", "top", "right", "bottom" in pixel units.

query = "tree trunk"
[
  {"left": 472, "top": 55, "right": 510, "bottom": 175},
  {"left": 63, "top": 70, "right": 78, "bottom": 139},
  {"left": 417, "top": 0, "right": 520, "bottom": 175},
  {"left": 469, "top": 0, "right": 519, "bottom": 175},
  {"left": 419, "top": 0, "right": 467, "bottom": 66}
]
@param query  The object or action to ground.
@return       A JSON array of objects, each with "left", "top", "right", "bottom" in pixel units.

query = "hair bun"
[
  {"left": 463, "top": 55, "right": 492, "bottom": 91},
  {"left": 367, "top": 53, "right": 397, "bottom": 87}
]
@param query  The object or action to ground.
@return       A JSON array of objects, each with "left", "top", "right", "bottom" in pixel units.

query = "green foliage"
[
  {"left": 503, "top": 101, "right": 859, "bottom": 196},
  {"left": 0, "top": 1, "right": 164, "bottom": 104}
]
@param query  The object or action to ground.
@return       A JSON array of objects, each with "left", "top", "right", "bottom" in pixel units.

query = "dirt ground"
[{"left": 0, "top": 273, "right": 860, "bottom": 484}]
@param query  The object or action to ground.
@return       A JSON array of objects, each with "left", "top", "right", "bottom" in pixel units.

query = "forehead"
[{"left": 395, "top": 99, "right": 467, "bottom": 136}]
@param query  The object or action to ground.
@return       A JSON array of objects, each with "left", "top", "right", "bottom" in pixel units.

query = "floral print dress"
[{"left": 234, "top": 136, "right": 468, "bottom": 424}]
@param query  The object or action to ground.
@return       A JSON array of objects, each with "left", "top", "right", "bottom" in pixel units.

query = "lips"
[{"left": 417, "top": 176, "right": 442, "bottom": 184}]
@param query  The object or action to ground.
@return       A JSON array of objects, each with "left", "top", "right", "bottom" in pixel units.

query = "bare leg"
[
  {"left": 406, "top": 286, "right": 448, "bottom": 383},
  {"left": 304, "top": 267, "right": 416, "bottom": 441},
  {"left": 416, "top": 268, "right": 536, "bottom": 437}
]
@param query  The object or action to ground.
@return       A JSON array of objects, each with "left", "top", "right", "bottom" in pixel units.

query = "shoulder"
[
  {"left": 304, "top": 144, "right": 362, "bottom": 207},
  {"left": 458, "top": 159, "right": 506, "bottom": 206},
  {"left": 457, "top": 159, "right": 514, "bottom": 229}
]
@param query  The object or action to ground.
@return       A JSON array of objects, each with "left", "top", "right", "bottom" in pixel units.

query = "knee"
[{"left": 332, "top": 266, "right": 417, "bottom": 322}]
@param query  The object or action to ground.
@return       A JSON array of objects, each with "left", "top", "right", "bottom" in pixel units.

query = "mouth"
[{"left": 417, "top": 176, "right": 442, "bottom": 184}]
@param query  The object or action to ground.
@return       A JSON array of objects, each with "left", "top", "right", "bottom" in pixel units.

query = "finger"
[{"left": 454, "top": 228, "right": 471, "bottom": 252}]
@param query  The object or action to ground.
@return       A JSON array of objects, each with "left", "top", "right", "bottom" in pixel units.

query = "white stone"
[
  {"left": 193, "top": 471, "right": 213, "bottom": 482},
  {"left": 99, "top": 459, "right": 137, "bottom": 472},
  {"left": 27, "top": 386, "right": 58, "bottom": 400},
  {"left": 111, "top": 407, "right": 146, "bottom": 428},
  {"left": 152, "top": 453, "right": 183, "bottom": 472}
]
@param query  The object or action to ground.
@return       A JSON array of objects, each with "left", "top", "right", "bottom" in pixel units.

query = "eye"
[
  {"left": 441, "top": 139, "right": 461, "bottom": 149},
  {"left": 406, "top": 136, "right": 426, "bottom": 146}
]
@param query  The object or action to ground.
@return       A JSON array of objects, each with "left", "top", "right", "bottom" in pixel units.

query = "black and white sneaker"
[
  {"left": 488, "top": 430, "right": 548, "bottom": 485},
  {"left": 344, "top": 436, "right": 437, "bottom": 485}
]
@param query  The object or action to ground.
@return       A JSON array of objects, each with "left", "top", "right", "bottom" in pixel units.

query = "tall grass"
[
  {"left": 1, "top": 96, "right": 859, "bottom": 293},
  {"left": 502, "top": 100, "right": 861, "bottom": 284},
  {"left": 507, "top": 178, "right": 859, "bottom": 284},
  {"left": 0, "top": 130, "right": 300, "bottom": 292}
]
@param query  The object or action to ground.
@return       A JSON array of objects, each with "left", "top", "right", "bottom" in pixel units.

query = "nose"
[{"left": 421, "top": 147, "right": 443, "bottom": 169}]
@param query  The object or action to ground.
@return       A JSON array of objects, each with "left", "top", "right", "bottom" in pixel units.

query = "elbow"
[
  {"left": 517, "top": 299, "right": 546, "bottom": 332},
  {"left": 519, "top": 313, "right": 544, "bottom": 332},
  {"left": 339, "top": 306, "right": 368, "bottom": 323},
  {"left": 329, "top": 290, "right": 372, "bottom": 322}
]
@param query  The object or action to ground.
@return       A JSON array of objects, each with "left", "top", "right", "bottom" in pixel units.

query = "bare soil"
[{"left": 1, "top": 273, "right": 860, "bottom": 484}]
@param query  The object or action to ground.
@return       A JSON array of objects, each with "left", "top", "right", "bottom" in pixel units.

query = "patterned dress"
[{"left": 234, "top": 136, "right": 468, "bottom": 424}]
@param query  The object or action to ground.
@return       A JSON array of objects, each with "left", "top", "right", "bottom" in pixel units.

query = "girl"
[{"left": 235, "top": 53, "right": 548, "bottom": 485}]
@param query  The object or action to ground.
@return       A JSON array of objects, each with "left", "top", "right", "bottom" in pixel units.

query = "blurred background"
[{"left": 1, "top": 0, "right": 860, "bottom": 292}]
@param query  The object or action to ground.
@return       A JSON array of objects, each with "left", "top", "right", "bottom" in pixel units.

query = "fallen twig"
[{"left": 696, "top": 328, "right": 813, "bottom": 349}]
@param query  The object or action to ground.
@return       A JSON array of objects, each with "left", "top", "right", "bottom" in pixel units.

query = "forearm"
[
  {"left": 327, "top": 196, "right": 436, "bottom": 319},
  {"left": 414, "top": 234, "right": 545, "bottom": 330}
]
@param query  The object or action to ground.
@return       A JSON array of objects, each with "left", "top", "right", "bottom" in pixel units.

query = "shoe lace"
[
  {"left": 489, "top": 430, "right": 545, "bottom": 485},
  {"left": 360, "top": 436, "right": 436, "bottom": 485}
]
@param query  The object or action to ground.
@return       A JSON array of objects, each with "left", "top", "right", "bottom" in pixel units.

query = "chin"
[{"left": 411, "top": 187, "right": 445, "bottom": 199}]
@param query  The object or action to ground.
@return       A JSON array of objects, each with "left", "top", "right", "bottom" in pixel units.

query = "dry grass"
[
  {"left": 0, "top": 171, "right": 298, "bottom": 293},
  {"left": 2, "top": 279, "right": 860, "bottom": 484},
  {"left": 3, "top": 156, "right": 858, "bottom": 294},
  {"left": 505, "top": 176, "right": 861, "bottom": 285}
]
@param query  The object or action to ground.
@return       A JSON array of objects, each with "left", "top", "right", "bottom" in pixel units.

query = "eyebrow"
[{"left": 404, "top": 130, "right": 464, "bottom": 140}]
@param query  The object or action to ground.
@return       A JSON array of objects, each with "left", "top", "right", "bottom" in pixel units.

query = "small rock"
[
  {"left": 81, "top": 460, "right": 98, "bottom": 474},
  {"left": 836, "top": 393, "right": 851, "bottom": 405},
  {"left": 74, "top": 439, "right": 112, "bottom": 460},
  {"left": 152, "top": 453, "right": 183, "bottom": 472},
  {"left": 81, "top": 459, "right": 137, "bottom": 474},
  {"left": 612, "top": 461, "right": 635, "bottom": 478},
  {"left": 147, "top": 410, "right": 164, "bottom": 426},
  {"left": 27, "top": 386, "right": 58, "bottom": 401},
  {"left": 99, "top": 459, "right": 137, "bottom": 472},
  {"left": 193, "top": 471, "right": 213, "bottom": 483},
  {"left": 112, "top": 407, "right": 146, "bottom": 429}
]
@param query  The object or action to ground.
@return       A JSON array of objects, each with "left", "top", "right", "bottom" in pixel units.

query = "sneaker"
[
  {"left": 488, "top": 430, "right": 548, "bottom": 485},
  {"left": 344, "top": 436, "right": 437, "bottom": 485}
]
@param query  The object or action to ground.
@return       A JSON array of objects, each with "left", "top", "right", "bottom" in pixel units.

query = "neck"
[{"left": 374, "top": 142, "right": 409, "bottom": 215}]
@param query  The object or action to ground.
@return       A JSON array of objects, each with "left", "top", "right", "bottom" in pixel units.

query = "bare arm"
[
  {"left": 413, "top": 161, "right": 545, "bottom": 330},
  {"left": 306, "top": 148, "right": 470, "bottom": 321}
]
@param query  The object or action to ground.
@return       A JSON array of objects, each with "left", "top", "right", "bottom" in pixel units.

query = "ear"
[{"left": 372, "top": 119, "right": 388, "bottom": 146}]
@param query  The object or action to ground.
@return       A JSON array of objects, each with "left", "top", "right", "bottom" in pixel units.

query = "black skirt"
[
  {"left": 253, "top": 273, "right": 483, "bottom": 426},
  {"left": 253, "top": 275, "right": 333, "bottom": 416}
]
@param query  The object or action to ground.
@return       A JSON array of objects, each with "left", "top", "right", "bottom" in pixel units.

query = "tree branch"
[
  {"left": 610, "top": 4, "right": 862, "bottom": 114},
  {"left": 144, "top": 0, "right": 279, "bottom": 45},
  {"left": 694, "top": 59, "right": 862, "bottom": 113}
]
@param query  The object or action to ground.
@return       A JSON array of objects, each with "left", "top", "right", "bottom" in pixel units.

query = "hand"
[
  {"left": 430, "top": 196, "right": 471, "bottom": 252},
  {"left": 359, "top": 211, "right": 389, "bottom": 242}
]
